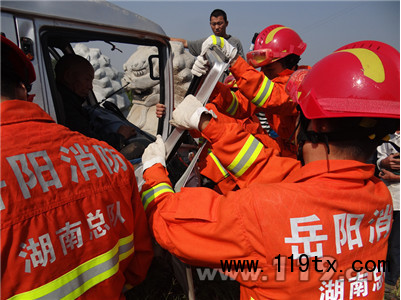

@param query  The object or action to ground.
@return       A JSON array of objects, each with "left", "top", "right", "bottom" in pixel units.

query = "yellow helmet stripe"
[
  {"left": 265, "top": 26, "right": 289, "bottom": 44},
  {"left": 338, "top": 48, "right": 385, "bottom": 83}
]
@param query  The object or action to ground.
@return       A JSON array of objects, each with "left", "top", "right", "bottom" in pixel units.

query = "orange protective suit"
[
  {"left": 211, "top": 56, "right": 311, "bottom": 158},
  {"left": 194, "top": 103, "right": 239, "bottom": 194},
  {"left": 141, "top": 119, "right": 391, "bottom": 300},
  {"left": 1, "top": 100, "right": 153, "bottom": 299},
  {"left": 196, "top": 102, "right": 281, "bottom": 194}
]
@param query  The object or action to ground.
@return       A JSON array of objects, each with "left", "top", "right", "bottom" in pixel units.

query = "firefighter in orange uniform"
[
  {"left": 156, "top": 101, "right": 240, "bottom": 194},
  {"left": 0, "top": 36, "right": 153, "bottom": 299},
  {"left": 141, "top": 40, "right": 400, "bottom": 299},
  {"left": 194, "top": 25, "right": 310, "bottom": 158}
]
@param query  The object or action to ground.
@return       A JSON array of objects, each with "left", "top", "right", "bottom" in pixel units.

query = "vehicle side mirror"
[{"left": 148, "top": 54, "right": 159, "bottom": 80}]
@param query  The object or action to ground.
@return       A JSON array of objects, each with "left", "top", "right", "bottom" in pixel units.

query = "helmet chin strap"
[
  {"left": 294, "top": 112, "right": 330, "bottom": 166},
  {"left": 292, "top": 113, "right": 390, "bottom": 166}
]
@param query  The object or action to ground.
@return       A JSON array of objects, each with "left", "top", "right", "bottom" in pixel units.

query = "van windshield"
[{"left": 42, "top": 30, "right": 165, "bottom": 161}]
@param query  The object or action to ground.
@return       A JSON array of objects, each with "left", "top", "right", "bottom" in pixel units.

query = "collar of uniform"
[
  {"left": 276, "top": 65, "right": 311, "bottom": 80},
  {"left": 277, "top": 69, "right": 294, "bottom": 77},
  {"left": 0, "top": 99, "right": 55, "bottom": 126},
  {"left": 283, "top": 159, "right": 376, "bottom": 183}
]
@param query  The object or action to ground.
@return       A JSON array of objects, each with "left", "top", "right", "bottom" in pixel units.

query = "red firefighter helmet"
[
  {"left": 246, "top": 25, "right": 307, "bottom": 68},
  {"left": 1, "top": 35, "right": 36, "bottom": 85},
  {"left": 290, "top": 40, "right": 400, "bottom": 120}
]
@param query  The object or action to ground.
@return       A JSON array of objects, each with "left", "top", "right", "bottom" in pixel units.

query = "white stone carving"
[{"left": 123, "top": 41, "right": 195, "bottom": 135}]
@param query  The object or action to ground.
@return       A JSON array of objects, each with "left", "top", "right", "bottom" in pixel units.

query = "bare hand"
[
  {"left": 156, "top": 103, "right": 166, "bottom": 118},
  {"left": 380, "top": 153, "right": 400, "bottom": 170},
  {"left": 379, "top": 168, "right": 400, "bottom": 182}
]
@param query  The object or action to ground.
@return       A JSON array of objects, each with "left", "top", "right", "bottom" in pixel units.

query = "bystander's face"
[{"left": 210, "top": 16, "right": 228, "bottom": 37}]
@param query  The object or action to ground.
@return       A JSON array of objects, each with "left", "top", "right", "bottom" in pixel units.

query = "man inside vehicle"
[{"left": 55, "top": 53, "right": 149, "bottom": 157}]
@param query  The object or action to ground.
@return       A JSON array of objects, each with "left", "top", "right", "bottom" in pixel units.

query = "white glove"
[
  {"left": 191, "top": 55, "right": 209, "bottom": 77},
  {"left": 142, "top": 135, "right": 166, "bottom": 171},
  {"left": 169, "top": 95, "right": 215, "bottom": 130},
  {"left": 200, "top": 35, "right": 238, "bottom": 62}
]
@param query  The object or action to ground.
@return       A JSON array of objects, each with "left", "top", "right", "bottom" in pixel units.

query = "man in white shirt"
[{"left": 377, "top": 131, "right": 400, "bottom": 298}]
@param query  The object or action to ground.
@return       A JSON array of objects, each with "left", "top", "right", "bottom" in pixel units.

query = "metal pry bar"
[{"left": 164, "top": 45, "right": 232, "bottom": 160}]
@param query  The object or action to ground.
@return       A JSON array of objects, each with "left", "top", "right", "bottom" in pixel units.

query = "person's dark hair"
[
  {"left": 1, "top": 35, "right": 35, "bottom": 98},
  {"left": 210, "top": 9, "right": 227, "bottom": 22},
  {"left": 278, "top": 54, "right": 301, "bottom": 70},
  {"left": 1, "top": 44, "right": 27, "bottom": 98},
  {"left": 325, "top": 117, "right": 400, "bottom": 161},
  {"left": 1, "top": 74, "right": 20, "bottom": 99},
  {"left": 55, "top": 54, "right": 93, "bottom": 82}
]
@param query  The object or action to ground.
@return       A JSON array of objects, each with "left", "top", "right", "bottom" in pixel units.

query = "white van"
[
  {"left": 1, "top": 0, "right": 174, "bottom": 134},
  {"left": 1, "top": 0, "right": 203, "bottom": 187}
]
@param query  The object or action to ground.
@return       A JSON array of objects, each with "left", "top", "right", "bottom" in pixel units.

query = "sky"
[{"left": 110, "top": 0, "right": 400, "bottom": 67}]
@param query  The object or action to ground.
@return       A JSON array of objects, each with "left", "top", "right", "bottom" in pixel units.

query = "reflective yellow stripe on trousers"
[
  {"left": 9, "top": 235, "right": 134, "bottom": 300},
  {"left": 141, "top": 182, "right": 174, "bottom": 211},
  {"left": 251, "top": 76, "right": 275, "bottom": 107},
  {"left": 226, "top": 91, "right": 239, "bottom": 116},
  {"left": 227, "top": 135, "right": 263, "bottom": 177}
]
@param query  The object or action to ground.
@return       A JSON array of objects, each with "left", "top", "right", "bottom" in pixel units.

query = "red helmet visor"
[{"left": 246, "top": 48, "right": 274, "bottom": 68}]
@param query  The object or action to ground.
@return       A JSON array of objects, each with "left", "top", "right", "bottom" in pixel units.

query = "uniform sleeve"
[
  {"left": 230, "top": 56, "right": 297, "bottom": 116},
  {"left": 201, "top": 116, "right": 300, "bottom": 188},
  {"left": 124, "top": 177, "right": 154, "bottom": 287},
  {"left": 210, "top": 82, "right": 257, "bottom": 120},
  {"left": 140, "top": 164, "right": 266, "bottom": 268}
]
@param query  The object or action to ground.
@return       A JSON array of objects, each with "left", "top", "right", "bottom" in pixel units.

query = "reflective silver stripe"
[
  {"left": 39, "top": 253, "right": 120, "bottom": 300},
  {"left": 211, "top": 35, "right": 224, "bottom": 48},
  {"left": 10, "top": 235, "right": 134, "bottom": 300},
  {"left": 251, "top": 76, "right": 275, "bottom": 107},
  {"left": 226, "top": 91, "right": 239, "bottom": 116},
  {"left": 141, "top": 183, "right": 174, "bottom": 210},
  {"left": 227, "top": 135, "right": 263, "bottom": 177}
]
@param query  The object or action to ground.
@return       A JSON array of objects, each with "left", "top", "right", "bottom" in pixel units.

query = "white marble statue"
[
  {"left": 73, "top": 41, "right": 195, "bottom": 136},
  {"left": 123, "top": 41, "right": 195, "bottom": 136}
]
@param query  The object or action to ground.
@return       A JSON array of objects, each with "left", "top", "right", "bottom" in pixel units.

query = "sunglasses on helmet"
[{"left": 246, "top": 49, "right": 275, "bottom": 68}]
